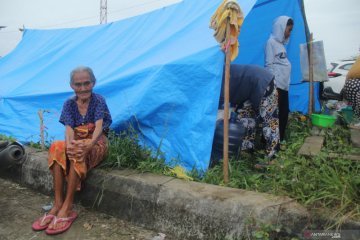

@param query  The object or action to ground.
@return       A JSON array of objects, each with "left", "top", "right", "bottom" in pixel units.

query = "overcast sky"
[{"left": 0, "top": 0, "right": 359, "bottom": 62}]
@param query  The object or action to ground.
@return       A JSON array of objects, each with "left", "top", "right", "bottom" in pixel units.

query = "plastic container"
[
  {"left": 341, "top": 106, "right": 353, "bottom": 124},
  {"left": 210, "top": 112, "right": 246, "bottom": 167},
  {"left": 311, "top": 113, "right": 336, "bottom": 128}
]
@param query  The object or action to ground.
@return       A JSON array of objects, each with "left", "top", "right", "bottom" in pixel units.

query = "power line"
[
  {"left": 109, "top": 0, "right": 177, "bottom": 15},
  {"left": 0, "top": 14, "right": 99, "bottom": 33},
  {"left": 0, "top": 0, "right": 179, "bottom": 32}
]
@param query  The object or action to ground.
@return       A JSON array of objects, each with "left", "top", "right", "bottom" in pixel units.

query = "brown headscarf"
[{"left": 346, "top": 57, "right": 360, "bottom": 80}]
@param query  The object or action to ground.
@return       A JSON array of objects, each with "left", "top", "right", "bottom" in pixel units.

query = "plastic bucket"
[
  {"left": 311, "top": 114, "right": 336, "bottom": 128},
  {"left": 341, "top": 107, "right": 353, "bottom": 124}
]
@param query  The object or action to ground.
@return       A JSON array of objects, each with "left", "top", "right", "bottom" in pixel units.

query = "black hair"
[{"left": 287, "top": 18, "right": 294, "bottom": 26}]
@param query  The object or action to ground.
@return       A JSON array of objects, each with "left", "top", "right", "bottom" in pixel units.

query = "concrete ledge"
[
  {"left": 350, "top": 128, "right": 360, "bottom": 147},
  {"left": 298, "top": 136, "right": 324, "bottom": 156},
  {"left": 1, "top": 147, "right": 358, "bottom": 239},
  {"left": 80, "top": 169, "right": 310, "bottom": 239}
]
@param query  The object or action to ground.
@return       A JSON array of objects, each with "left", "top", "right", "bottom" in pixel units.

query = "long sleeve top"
[
  {"left": 220, "top": 64, "right": 274, "bottom": 110},
  {"left": 265, "top": 16, "right": 292, "bottom": 91}
]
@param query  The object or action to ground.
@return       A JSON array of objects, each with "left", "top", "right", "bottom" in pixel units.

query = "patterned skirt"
[
  {"left": 344, "top": 78, "right": 360, "bottom": 118},
  {"left": 48, "top": 123, "right": 108, "bottom": 190},
  {"left": 236, "top": 81, "right": 279, "bottom": 158}
]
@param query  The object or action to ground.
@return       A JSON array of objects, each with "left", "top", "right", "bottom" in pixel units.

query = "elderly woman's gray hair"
[{"left": 70, "top": 66, "right": 96, "bottom": 85}]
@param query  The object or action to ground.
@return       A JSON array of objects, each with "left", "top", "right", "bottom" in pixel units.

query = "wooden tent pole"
[
  {"left": 300, "top": 0, "right": 310, "bottom": 43},
  {"left": 308, "top": 33, "right": 314, "bottom": 119},
  {"left": 38, "top": 109, "right": 45, "bottom": 151},
  {"left": 223, "top": 19, "right": 231, "bottom": 185}
]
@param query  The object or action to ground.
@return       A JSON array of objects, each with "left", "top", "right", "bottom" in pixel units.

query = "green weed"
[
  {"left": 100, "top": 128, "right": 172, "bottom": 174},
  {"left": 259, "top": 115, "right": 359, "bottom": 224},
  {"left": 0, "top": 134, "right": 16, "bottom": 141}
]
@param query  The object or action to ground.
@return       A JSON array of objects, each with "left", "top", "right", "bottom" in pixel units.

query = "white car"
[{"left": 324, "top": 59, "right": 355, "bottom": 94}]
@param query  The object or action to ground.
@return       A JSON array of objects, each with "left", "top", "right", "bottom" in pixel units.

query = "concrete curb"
[
  {"left": 80, "top": 169, "right": 309, "bottom": 239},
  {"left": 1, "top": 147, "right": 358, "bottom": 239}
]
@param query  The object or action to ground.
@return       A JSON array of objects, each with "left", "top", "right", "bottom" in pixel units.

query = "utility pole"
[{"left": 100, "top": 0, "right": 107, "bottom": 24}]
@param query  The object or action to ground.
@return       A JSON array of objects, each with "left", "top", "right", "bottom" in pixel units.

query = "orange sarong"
[{"left": 48, "top": 123, "right": 108, "bottom": 190}]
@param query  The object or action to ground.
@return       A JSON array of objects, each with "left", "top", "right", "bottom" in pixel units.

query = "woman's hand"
[
  {"left": 69, "top": 139, "right": 93, "bottom": 162},
  {"left": 66, "top": 139, "right": 93, "bottom": 162},
  {"left": 66, "top": 142, "right": 77, "bottom": 159}
]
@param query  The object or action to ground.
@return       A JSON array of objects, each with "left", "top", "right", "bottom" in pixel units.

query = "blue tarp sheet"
[
  {"left": 0, "top": 0, "right": 315, "bottom": 171},
  {"left": 234, "top": 0, "right": 320, "bottom": 112},
  {"left": 0, "top": 0, "right": 255, "bottom": 171}
]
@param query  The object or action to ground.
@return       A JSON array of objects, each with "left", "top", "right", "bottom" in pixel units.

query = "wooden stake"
[
  {"left": 308, "top": 33, "right": 314, "bottom": 124},
  {"left": 223, "top": 19, "right": 231, "bottom": 185},
  {"left": 38, "top": 109, "right": 45, "bottom": 150}
]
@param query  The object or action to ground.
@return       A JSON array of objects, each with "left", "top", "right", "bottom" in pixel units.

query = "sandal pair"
[{"left": 32, "top": 211, "right": 78, "bottom": 235}]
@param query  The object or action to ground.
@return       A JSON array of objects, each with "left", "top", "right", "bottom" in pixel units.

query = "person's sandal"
[
  {"left": 45, "top": 211, "right": 78, "bottom": 235},
  {"left": 32, "top": 213, "right": 55, "bottom": 231}
]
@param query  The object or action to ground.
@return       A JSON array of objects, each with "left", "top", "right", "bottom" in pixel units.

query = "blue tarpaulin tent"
[
  {"left": 234, "top": 0, "right": 320, "bottom": 113},
  {"left": 0, "top": 0, "right": 315, "bottom": 171}
]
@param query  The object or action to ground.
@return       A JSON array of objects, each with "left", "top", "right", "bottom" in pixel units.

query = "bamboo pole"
[
  {"left": 308, "top": 33, "right": 314, "bottom": 121},
  {"left": 223, "top": 19, "right": 231, "bottom": 185}
]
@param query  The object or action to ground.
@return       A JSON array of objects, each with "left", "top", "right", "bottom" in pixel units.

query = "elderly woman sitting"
[{"left": 32, "top": 66, "right": 112, "bottom": 235}]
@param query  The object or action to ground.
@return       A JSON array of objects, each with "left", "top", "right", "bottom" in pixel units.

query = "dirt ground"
[{"left": 0, "top": 177, "right": 174, "bottom": 240}]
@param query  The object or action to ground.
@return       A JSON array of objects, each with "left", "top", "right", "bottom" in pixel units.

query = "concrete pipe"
[{"left": 0, "top": 141, "right": 26, "bottom": 167}]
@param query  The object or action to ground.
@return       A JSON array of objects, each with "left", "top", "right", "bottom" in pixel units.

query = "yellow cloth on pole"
[{"left": 210, "top": 0, "right": 244, "bottom": 61}]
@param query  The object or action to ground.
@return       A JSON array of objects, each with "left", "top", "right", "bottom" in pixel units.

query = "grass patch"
[
  {"left": 0, "top": 134, "right": 17, "bottom": 142},
  {"left": 0, "top": 133, "right": 52, "bottom": 150},
  {"left": 200, "top": 114, "right": 360, "bottom": 225},
  {"left": 102, "top": 113, "right": 360, "bottom": 225},
  {"left": 100, "top": 128, "right": 172, "bottom": 175}
]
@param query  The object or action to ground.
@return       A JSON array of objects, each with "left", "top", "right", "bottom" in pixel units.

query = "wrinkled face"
[
  {"left": 71, "top": 71, "right": 94, "bottom": 101},
  {"left": 284, "top": 24, "right": 293, "bottom": 40}
]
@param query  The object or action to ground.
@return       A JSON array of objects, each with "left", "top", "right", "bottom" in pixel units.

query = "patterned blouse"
[{"left": 59, "top": 93, "right": 112, "bottom": 130}]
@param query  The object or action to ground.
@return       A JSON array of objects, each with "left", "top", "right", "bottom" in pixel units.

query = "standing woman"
[
  {"left": 344, "top": 57, "right": 360, "bottom": 128},
  {"left": 32, "top": 66, "right": 112, "bottom": 235},
  {"left": 265, "top": 16, "right": 294, "bottom": 145}
]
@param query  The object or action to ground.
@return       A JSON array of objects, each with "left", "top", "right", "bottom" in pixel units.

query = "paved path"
[{"left": 0, "top": 177, "right": 172, "bottom": 240}]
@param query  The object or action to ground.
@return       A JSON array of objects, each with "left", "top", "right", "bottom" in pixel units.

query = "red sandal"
[
  {"left": 45, "top": 211, "right": 78, "bottom": 235},
  {"left": 32, "top": 213, "right": 55, "bottom": 231}
]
